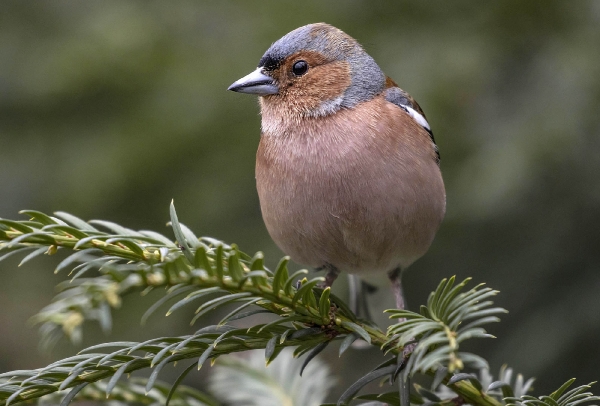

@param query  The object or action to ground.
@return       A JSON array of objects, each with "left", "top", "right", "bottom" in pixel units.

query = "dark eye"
[{"left": 292, "top": 60, "right": 308, "bottom": 76}]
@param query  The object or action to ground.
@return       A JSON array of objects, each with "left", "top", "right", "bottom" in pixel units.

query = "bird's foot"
[
  {"left": 315, "top": 263, "right": 340, "bottom": 289},
  {"left": 401, "top": 342, "right": 417, "bottom": 362},
  {"left": 390, "top": 341, "right": 418, "bottom": 385}
]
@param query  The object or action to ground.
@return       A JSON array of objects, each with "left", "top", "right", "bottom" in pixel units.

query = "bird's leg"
[
  {"left": 387, "top": 268, "right": 406, "bottom": 311},
  {"left": 316, "top": 263, "right": 340, "bottom": 288},
  {"left": 388, "top": 267, "right": 416, "bottom": 364}
]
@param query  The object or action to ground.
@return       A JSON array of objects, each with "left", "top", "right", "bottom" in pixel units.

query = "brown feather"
[
  {"left": 263, "top": 51, "right": 351, "bottom": 117},
  {"left": 256, "top": 95, "right": 445, "bottom": 275}
]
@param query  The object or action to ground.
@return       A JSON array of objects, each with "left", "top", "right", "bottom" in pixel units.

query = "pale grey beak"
[{"left": 228, "top": 68, "right": 279, "bottom": 95}]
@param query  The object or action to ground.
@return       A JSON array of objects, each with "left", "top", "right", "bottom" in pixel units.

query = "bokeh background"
[{"left": 1, "top": 0, "right": 600, "bottom": 402}]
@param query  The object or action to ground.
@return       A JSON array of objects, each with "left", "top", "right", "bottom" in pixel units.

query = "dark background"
[{"left": 1, "top": 0, "right": 599, "bottom": 401}]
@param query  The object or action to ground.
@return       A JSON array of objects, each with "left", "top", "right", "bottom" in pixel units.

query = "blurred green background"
[{"left": 1, "top": 0, "right": 599, "bottom": 402}]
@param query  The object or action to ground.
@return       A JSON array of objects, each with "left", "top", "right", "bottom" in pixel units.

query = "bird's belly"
[{"left": 256, "top": 150, "right": 445, "bottom": 274}]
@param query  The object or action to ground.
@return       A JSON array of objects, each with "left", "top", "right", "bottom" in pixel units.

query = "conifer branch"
[{"left": 0, "top": 205, "right": 516, "bottom": 406}]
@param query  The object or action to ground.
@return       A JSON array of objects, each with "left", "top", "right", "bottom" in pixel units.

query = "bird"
[{"left": 228, "top": 23, "right": 445, "bottom": 313}]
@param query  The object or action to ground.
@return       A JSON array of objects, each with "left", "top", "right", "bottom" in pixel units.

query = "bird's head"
[{"left": 228, "top": 23, "right": 385, "bottom": 118}]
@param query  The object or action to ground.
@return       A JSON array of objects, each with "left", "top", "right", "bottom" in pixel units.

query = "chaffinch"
[{"left": 228, "top": 23, "right": 445, "bottom": 311}]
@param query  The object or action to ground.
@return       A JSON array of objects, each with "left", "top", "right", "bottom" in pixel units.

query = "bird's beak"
[{"left": 228, "top": 68, "right": 279, "bottom": 95}]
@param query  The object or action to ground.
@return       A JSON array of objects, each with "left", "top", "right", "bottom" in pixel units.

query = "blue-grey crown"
[{"left": 259, "top": 23, "right": 386, "bottom": 108}]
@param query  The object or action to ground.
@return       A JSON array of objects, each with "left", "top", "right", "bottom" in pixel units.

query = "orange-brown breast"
[{"left": 256, "top": 95, "right": 445, "bottom": 274}]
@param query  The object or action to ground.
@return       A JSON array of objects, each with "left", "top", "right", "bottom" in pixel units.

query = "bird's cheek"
[{"left": 283, "top": 64, "right": 351, "bottom": 115}]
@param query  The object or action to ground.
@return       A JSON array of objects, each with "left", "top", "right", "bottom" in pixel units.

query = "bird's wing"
[{"left": 383, "top": 77, "right": 439, "bottom": 163}]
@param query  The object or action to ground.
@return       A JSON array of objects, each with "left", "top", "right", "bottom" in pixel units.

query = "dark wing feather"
[{"left": 384, "top": 77, "right": 439, "bottom": 164}]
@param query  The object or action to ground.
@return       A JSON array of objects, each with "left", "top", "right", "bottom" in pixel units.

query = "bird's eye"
[{"left": 292, "top": 60, "right": 308, "bottom": 76}]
